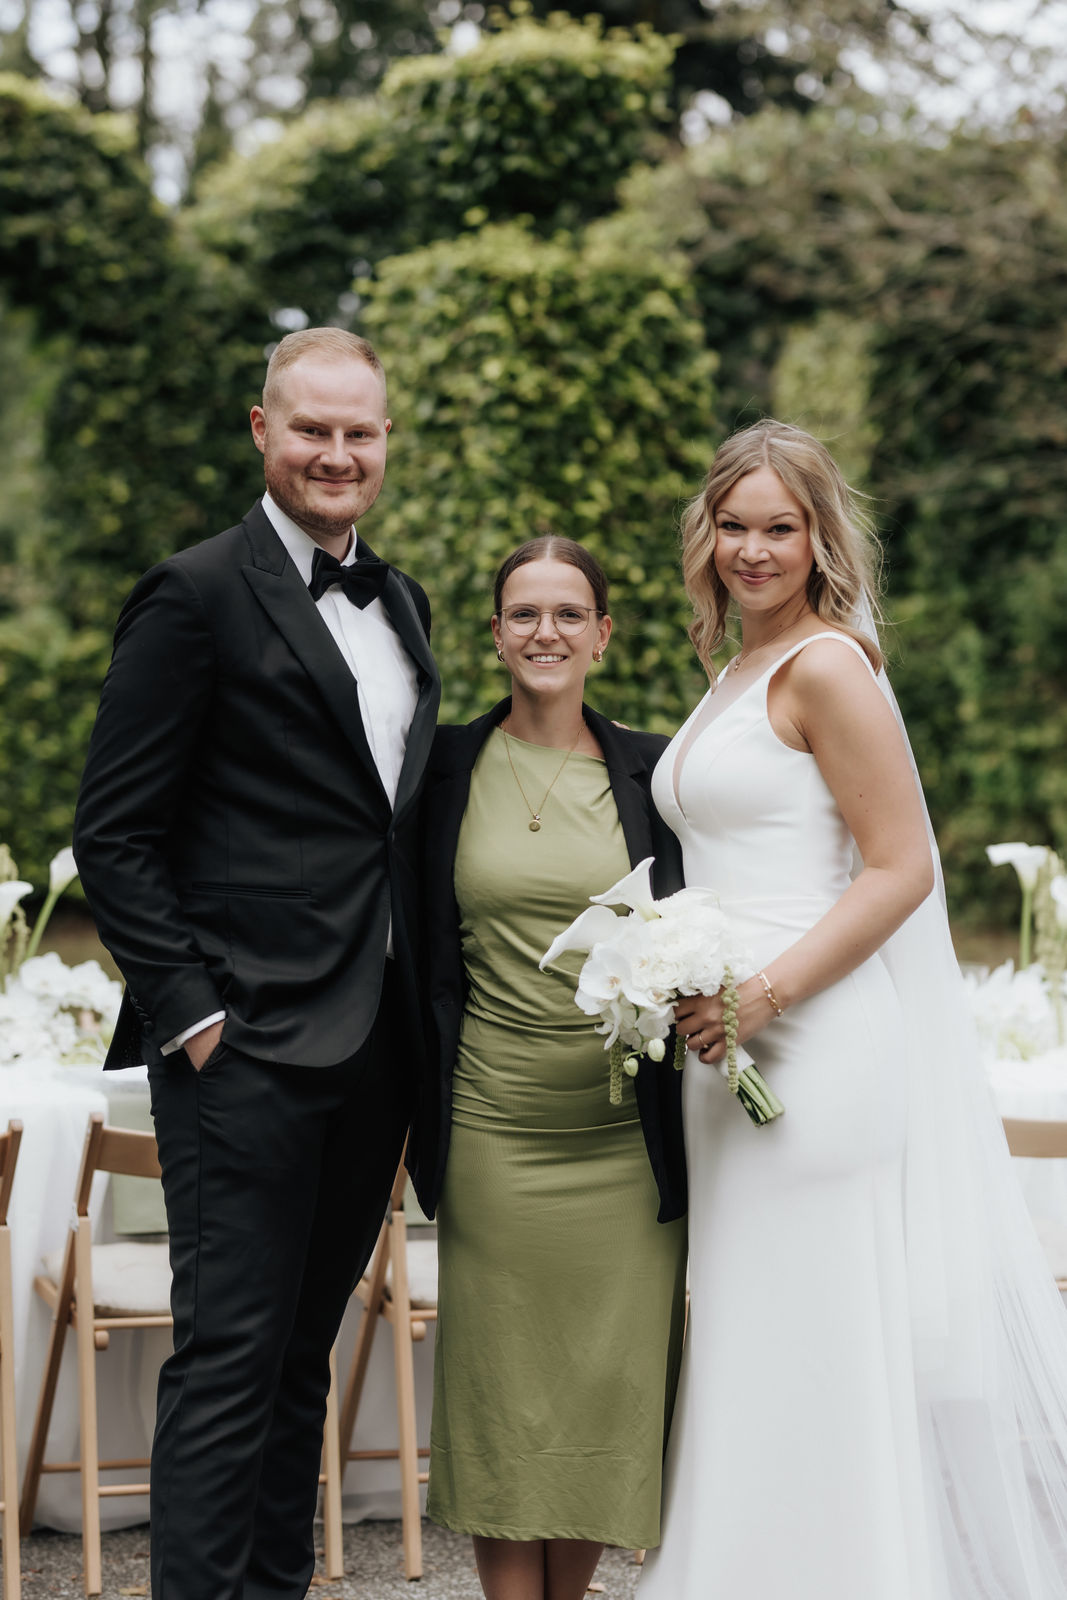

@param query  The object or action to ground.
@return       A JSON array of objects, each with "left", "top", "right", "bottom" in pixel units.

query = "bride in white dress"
[{"left": 643, "top": 420, "right": 1067, "bottom": 1599}]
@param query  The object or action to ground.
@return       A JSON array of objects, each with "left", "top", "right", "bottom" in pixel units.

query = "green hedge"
[
  {"left": 187, "top": 12, "right": 674, "bottom": 325},
  {"left": 0, "top": 615, "right": 111, "bottom": 889},
  {"left": 0, "top": 76, "right": 271, "bottom": 627},
  {"left": 361, "top": 219, "right": 715, "bottom": 728}
]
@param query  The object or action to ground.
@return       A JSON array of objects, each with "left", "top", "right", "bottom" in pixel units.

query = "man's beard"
[{"left": 265, "top": 466, "right": 377, "bottom": 541}]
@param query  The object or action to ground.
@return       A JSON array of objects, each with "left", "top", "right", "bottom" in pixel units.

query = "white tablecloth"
[
  {"left": 0, "top": 1060, "right": 153, "bottom": 1531},
  {"left": 4, "top": 1061, "right": 434, "bottom": 1530}
]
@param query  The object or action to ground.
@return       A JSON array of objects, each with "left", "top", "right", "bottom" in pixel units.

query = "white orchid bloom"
[
  {"left": 575, "top": 943, "right": 635, "bottom": 1012},
  {"left": 1050, "top": 875, "right": 1067, "bottom": 931},
  {"left": 48, "top": 846, "right": 79, "bottom": 895},
  {"left": 589, "top": 856, "right": 660, "bottom": 921},
  {"left": 0, "top": 880, "right": 33, "bottom": 925},
  {"left": 540, "top": 904, "right": 622, "bottom": 971},
  {"left": 986, "top": 842, "right": 1049, "bottom": 892}
]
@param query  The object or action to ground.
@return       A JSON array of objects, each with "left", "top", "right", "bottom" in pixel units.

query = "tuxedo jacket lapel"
[
  {"left": 240, "top": 505, "right": 391, "bottom": 814},
  {"left": 373, "top": 557, "right": 441, "bottom": 823},
  {"left": 240, "top": 507, "right": 440, "bottom": 822}
]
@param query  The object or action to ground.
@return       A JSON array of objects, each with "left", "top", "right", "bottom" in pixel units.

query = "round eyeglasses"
[{"left": 501, "top": 605, "right": 602, "bottom": 638}]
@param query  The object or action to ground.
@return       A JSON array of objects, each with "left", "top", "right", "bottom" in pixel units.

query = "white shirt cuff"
[{"left": 161, "top": 1012, "right": 226, "bottom": 1056}]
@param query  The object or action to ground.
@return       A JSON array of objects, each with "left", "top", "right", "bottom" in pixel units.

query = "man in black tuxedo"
[{"left": 73, "top": 328, "right": 439, "bottom": 1599}]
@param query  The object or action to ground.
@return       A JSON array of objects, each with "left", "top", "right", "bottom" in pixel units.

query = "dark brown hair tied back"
[{"left": 493, "top": 536, "right": 609, "bottom": 616}]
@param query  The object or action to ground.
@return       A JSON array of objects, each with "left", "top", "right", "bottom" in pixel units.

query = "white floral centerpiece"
[
  {"left": 968, "top": 843, "right": 1067, "bottom": 1076},
  {"left": 0, "top": 843, "right": 122, "bottom": 1068},
  {"left": 540, "top": 857, "right": 784, "bottom": 1126}
]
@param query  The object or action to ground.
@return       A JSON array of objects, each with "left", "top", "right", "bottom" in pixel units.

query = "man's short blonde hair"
[{"left": 262, "top": 328, "right": 386, "bottom": 411}]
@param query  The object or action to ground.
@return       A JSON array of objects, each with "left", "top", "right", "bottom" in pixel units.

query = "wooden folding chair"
[
  {"left": 322, "top": 1161, "right": 438, "bottom": 1581},
  {"left": 1002, "top": 1117, "right": 1067, "bottom": 1292},
  {"left": 20, "top": 1112, "right": 171, "bottom": 1597},
  {"left": 0, "top": 1119, "right": 23, "bottom": 1600}
]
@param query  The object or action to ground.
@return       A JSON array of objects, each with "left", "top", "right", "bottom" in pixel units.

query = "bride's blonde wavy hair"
[{"left": 682, "top": 419, "right": 884, "bottom": 681}]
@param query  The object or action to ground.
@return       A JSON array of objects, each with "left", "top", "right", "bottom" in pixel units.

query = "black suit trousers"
[{"left": 146, "top": 971, "right": 408, "bottom": 1600}]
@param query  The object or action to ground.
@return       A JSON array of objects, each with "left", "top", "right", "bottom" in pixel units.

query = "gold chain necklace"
[{"left": 500, "top": 720, "right": 584, "bottom": 832}]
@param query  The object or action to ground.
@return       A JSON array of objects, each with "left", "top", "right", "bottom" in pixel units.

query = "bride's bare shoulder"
[
  {"left": 784, "top": 632, "right": 877, "bottom": 690},
  {"left": 773, "top": 634, "right": 888, "bottom": 745}
]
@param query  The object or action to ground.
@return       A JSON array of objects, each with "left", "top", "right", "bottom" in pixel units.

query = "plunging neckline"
[
  {"left": 670, "top": 657, "right": 781, "bottom": 813},
  {"left": 670, "top": 630, "right": 862, "bottom": 814}
]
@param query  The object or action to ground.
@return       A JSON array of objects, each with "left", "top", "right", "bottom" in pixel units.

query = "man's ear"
[{"left": 250, "top": 406, "right": 267, "bottom": 453}]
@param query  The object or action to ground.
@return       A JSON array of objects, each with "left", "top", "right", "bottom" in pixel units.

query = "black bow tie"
[{"left": 307, "top": 547, "right": 390, "bottom": 609}]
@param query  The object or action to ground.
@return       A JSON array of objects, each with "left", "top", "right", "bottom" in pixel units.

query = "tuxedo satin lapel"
[
  {"left": 394, "top": 678, "right": 440, "bottom": 823},
  {"left": 241, "top": 563, "right": 391, "bottom": 813},
  {"left": 379, "top": 566, "right": 441, "bottom": 822},
  {"left": 378, "top": 565, "right": 437, "bottom": 683}
]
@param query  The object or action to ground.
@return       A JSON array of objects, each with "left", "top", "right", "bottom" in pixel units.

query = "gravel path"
[{"left": 18, "top": 1521, "right": 645, "bottom": 1597}]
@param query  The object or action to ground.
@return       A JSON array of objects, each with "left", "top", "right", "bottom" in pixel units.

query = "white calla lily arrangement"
[
  {"left": 967, "top": 842, "right": 1067, "bottom": 1063},
  {"left": 0, "top": 843, "right": 121, "bottom": 1067},
  {"left": 540, "top": 857, "right": 784, "bottom": 1126}
]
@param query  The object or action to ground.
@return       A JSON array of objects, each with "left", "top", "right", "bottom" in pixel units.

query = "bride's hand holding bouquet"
[{"left": 674, "top": 970, "right": 784, "bottom": 1068}]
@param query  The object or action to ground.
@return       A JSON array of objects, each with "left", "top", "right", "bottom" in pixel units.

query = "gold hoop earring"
[
  {"left": 593, "top": 649, "right": 604, "bottom": 663},
  {"left": 496, "top": 647, "right": 505, "bottom": 663}
]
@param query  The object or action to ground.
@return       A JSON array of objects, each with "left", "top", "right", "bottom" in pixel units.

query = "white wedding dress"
[{"left": 644, "top": 632, "right": 1067, "bottom": 1600}]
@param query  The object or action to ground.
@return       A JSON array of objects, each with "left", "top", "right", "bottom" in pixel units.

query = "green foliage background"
[{"left": 0, "top": 15, "right": 1064, "bottom": 930}]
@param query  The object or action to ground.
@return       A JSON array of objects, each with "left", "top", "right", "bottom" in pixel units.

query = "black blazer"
[
  {"left": 408, "top": 698, "right": 687, "bottom": 1223},
  {"left": 74, "top": 499, "right": 441, "bottom": 1070}
]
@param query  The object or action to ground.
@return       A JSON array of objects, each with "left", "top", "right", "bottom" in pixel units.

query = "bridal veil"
[{"left": 863, "top": 600, "right": 1067, "bottom": 1597}]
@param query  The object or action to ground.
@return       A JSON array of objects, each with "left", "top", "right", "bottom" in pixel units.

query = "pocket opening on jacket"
[{"left": 188, "top": 882, "right": 311, "bottom": 900}]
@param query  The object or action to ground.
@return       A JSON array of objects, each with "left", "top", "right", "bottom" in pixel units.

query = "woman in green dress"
[{"left": 409, "top": 537, "right": 688, "bottom": 1600}]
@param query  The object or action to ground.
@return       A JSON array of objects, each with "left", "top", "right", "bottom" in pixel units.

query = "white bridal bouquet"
[{"left": 540, "top": 858, "right": 785, "bottom": 1126}]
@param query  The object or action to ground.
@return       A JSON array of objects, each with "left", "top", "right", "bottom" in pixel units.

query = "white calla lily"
[
  {"left": 987, "top": 841, "right": 1050, "bottom": 969},
  {"left": 0, "top": 881, "right": 33, "bottom": 925},
  {"left": 539, "top": 904, "right": 622, "bottom": 971},
  {"left": 589, "top": 856, "right": 659, "bottom": 921},
  {"left": 986, "top": 842, "right": 1049, "bottom": 892},
  {"left": 48, "top": 847, "right": 78, "bottom": 895}
]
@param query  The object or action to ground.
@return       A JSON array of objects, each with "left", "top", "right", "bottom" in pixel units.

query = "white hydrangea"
[
  {"left": 963, "top": 960, "right": 1060, "bottom": 1062},
  {"left": 17, "top": 950, "right": 77, "bottom": 1002},
  {"left": 0, "top": 953, "right": 122, "bottom": 1067}
]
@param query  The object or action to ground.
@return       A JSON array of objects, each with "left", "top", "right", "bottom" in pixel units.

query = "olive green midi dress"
[{"left": 426, "top": 730, "right": 688, "bottom": 1549}]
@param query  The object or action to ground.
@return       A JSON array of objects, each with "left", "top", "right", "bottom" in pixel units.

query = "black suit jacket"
[
  {"left": 408, "top": 698, "right": 688, "bottom": 1223},
  {"left": 74, "top": 499, "right": 441, "bottom": 1070}
]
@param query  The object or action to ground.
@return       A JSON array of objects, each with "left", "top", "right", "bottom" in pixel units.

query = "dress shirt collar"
[{"left": 261, "top": 492, "right": 356, "bottom": 586}]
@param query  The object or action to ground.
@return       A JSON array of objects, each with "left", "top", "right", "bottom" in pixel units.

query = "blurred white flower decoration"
[
  {"left": 0, "top": 843, "right": 121, "bottom": 1067},
  {"left": 986, "top": 841, "right": 1051, "bottom": 968}
]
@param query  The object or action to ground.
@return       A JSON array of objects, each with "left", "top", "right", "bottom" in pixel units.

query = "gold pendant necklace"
[{"left": 500, "top": 720, "right": 584, "bottom": 832}]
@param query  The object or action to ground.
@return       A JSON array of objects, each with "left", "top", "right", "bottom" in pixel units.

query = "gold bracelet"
[{"left": 756, "top": 969, "right": 784, "bottom": 1017}]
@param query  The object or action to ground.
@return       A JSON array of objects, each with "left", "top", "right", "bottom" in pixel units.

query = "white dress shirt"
[{"left": 163, "top": 493, "right": 420, "bottom": 1055}]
